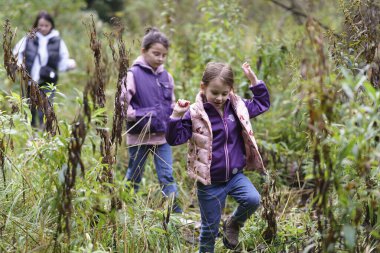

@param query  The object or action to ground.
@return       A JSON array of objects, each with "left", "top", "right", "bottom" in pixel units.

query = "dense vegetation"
[{"left": 1, "top": 0, "right": 379, "bottom": 252}]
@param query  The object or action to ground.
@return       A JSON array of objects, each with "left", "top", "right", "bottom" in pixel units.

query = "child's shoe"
[{"left": 223, "top": 216, "right": 240, "bottom": 249}]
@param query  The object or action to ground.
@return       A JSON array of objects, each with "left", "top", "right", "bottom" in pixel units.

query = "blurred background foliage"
[{"left": 0, "top": 0, "right": 379, "bottom": 252}]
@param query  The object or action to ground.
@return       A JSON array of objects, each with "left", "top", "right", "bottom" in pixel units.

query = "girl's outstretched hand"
[
  {"left": 242, "top": 62, "right": 259, "bottom": 86},
  {"left": 171, "top": 99, "right": 190, "bottom": 118}
]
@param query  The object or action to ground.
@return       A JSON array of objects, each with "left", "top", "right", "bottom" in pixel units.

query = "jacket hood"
[
  {"left": 132, "top": 55, "right": 165, "bottom": 74},
  {"left": 36, "top": 29, "right": 60, "bottom": 40}
]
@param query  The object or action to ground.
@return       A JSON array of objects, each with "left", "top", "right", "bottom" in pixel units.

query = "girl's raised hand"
[
  {"left": 171, "top": 99, "right": 191, "bottom": 118},
  {"left": 242, "top": 62, "right": 259, "bottom": 85}
]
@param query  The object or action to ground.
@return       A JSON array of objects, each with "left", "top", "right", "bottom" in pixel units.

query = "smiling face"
[
  {"left": 37, "top": 18, "right": 53, "bottom": 36},
  {"left": 141, "top": 43, "right": 168, "bottom": 70},
  {"left": 202, "top": 78, "right": 232, "bottom": 110}
]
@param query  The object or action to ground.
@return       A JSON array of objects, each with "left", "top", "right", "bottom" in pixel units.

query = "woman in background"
[{"left": 13, "top": 10, "right": 76, "bottom": 128}]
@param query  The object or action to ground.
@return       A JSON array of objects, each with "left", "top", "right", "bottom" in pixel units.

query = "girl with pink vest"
[{"left": 166, "top": 62, "right": 270, "bottom": 252}]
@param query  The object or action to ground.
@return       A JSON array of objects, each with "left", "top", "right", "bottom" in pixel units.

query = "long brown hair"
[{"left": 33, "top": 11, "right": 55, "bottom": 29}]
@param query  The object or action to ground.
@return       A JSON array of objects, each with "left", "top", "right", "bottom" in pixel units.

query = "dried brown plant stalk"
[
  {"left": 304, "top": 18, "right": 339, "bottom": 251},
  {"left": 0, "top": 139, "right": 5, "bottom": 189},
  {"left": 261, "top": 174, "right": 279, "bottom": 242},
  {"left": 85, "top": 16, "right": 124, "bottom": 249},
  {"left": 57, "top": 117, "right": 87, "bottom": 245},
  {"left": 108, "top": 17, "right": 130, "bottom": 151}
]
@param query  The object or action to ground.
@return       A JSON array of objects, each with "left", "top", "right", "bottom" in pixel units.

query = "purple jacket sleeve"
[
  {"left": 165, "top": 110, "right": 193, "bottom": 146},
  {"left": 244, "top": 81, "right": 270, "bottom": 118}
]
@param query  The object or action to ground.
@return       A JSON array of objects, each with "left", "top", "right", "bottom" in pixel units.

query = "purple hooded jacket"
[
  {"left": 126, "top": 62, "right": 173, "bottom": 134},
  {"left": 166, "top": 82, "right": 270, "bottom": 183}
]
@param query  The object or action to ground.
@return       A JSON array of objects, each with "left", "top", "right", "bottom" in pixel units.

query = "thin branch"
[{"left": 269, "top": 0, "right": 342, "bottom": 38}]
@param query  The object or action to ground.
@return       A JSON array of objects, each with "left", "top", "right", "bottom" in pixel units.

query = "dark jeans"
[
  {"left": 28, "top": 85, "right": 56, "bottom": 128},
  {"left": 197, "top": 172, "right": 261, "bottom": 253}
]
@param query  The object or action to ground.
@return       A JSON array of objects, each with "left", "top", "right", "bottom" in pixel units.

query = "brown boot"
[{"left": 223, "top": 216, "right": 240, "bottom": 249}]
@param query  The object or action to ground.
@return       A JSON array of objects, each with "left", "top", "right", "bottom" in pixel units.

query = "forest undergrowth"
[{"left": 0, "top": 0, "right": 379, "bottom": 252}]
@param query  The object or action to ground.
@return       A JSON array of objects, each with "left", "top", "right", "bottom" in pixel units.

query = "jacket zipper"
[
  {"left": 223, "top": 112, "right": 230, "bottom": 181},
  {"left": 214, "top": 105, "right": 230, "bottom": 181}
]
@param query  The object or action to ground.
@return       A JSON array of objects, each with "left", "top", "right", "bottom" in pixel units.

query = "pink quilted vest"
[{"left": 187, "top": 92, "right": 266, "bottom": 185}]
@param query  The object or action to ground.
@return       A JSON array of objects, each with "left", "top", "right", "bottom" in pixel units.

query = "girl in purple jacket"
[
  {"left": 166, "top": 62, "right": 270, "bottom": 252},
  {"left": 120, "top": 28, "right": 182, "bottom": 213}
]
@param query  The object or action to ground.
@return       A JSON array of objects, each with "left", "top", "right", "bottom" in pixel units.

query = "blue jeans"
[
  {"left": 126, "top": 143, "right": 178, "bottom": 198},
  {"left": 197, "top": 172, "right": 261, "bottom": 253}
]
